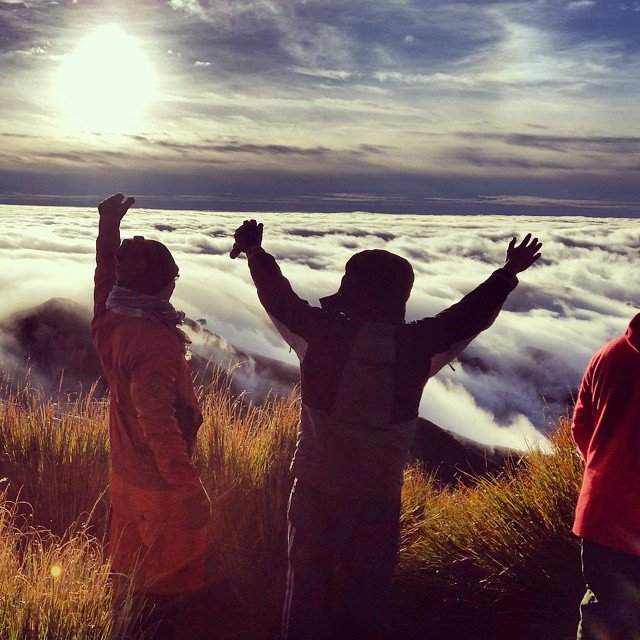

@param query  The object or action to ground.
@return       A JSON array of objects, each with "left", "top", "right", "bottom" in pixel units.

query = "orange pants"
[{"left": 108, "top": 473, "right": 207, "bottom": 596}]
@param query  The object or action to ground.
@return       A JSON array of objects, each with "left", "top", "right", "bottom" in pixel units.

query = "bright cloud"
[
  {"left": 567, "top": 1, "right": 596, "bottom": 10},
  {"left": 0, "top": 204, "right": 636, "bottom": 450}
]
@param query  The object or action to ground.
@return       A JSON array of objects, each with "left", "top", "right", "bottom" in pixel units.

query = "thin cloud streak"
[{"left": 0, "top": 0, "right": 638, "bottom": 210}]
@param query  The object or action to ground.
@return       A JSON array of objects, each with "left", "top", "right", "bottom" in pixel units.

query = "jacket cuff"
[
  {"left": 174, "top": 477, "right": 205, "bottom": 495},
  {"left": 492, "top": 268, "right": 519, "bottom": 288}
]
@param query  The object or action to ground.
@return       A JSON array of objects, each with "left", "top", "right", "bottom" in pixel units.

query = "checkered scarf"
[{"left": 106, "top": 286, "right": 191, "bottom": 345}]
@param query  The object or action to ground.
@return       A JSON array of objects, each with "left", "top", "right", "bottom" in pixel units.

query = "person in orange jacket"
[
  {"left": 92, "top": 193, "right": 210, "bottom": 638},
  {"left": 572, "top": 314, "right": 640, "bottom": 639}
]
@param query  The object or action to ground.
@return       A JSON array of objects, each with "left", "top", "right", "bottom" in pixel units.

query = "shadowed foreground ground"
[{"left": 0, "top": 374, "right": 584, "bottom": 639}]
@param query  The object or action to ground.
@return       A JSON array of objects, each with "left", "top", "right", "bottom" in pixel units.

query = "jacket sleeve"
[
  {"left": 247, "top": 248, "right": 326, "bottom": 343},
  {"left": 407, "top": 269, "right": 518, "bottom": 364},
  {"left": 572, "top": 366, "right": 594, "bottom": 459},
  {"left": 129, "top": 348, "right": 202, "bottom": 491},
  {"left": 93, "top": 219, "right": 120, "bottom": 319}
]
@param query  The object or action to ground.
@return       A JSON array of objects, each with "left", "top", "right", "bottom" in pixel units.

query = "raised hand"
[
  {"left": 230, "top": 219, "right": 264, "bottom": 259},
  {"left": 98, "top": 193, "right": 135, "bottom": 223},
  {"left": 504, "top": 234, "right": 542, "bottom": 275}
]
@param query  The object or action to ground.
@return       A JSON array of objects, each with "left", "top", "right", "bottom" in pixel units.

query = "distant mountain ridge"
[{"left": 0, "top": 298, "right": 516, "bottom": 484}]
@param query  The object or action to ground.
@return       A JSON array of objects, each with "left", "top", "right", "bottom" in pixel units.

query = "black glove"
[
  {"left": 230, "top": 219, "right": 264, "bottom": 259},
  {"left": 181, "top": 484, "right": 211, "bottom": 530}
]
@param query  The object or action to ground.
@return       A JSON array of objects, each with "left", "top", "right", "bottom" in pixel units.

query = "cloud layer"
[{"left": 1, "top": 204, "right": 636, "bottom": 450}]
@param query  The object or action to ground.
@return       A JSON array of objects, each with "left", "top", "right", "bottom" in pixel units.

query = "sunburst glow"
[{"left": 55, "top": 26, "right": 157, "bottom": 133}]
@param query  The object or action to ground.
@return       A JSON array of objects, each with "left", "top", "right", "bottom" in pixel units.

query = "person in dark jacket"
[
  {"left": 231, "top": 220, "right": 542, "bottom": 640},
  {"left": 572, "top": 315, "right": 640, "bottom": 639},
  {"left": 93, "top": 194, "right": 210, "bottom": 639}
]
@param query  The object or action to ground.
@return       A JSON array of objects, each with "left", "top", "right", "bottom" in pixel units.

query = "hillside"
[
  {"left": 0, "top": 298, "right": 298, "bottom": 401},
  {"left": 0, "top": 298, "right": 517, "bottom": 484}
]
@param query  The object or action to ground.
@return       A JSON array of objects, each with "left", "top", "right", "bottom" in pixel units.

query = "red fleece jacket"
[
  {"left": 92, "top": 219, "right": 203, "bottom": 492},
  {"left": 572, "top": 313, "right": 640, "bottom": 554}
]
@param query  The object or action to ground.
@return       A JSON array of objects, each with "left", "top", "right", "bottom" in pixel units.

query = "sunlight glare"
[{"left": 55, "top": 26, "right": 157, "bottom": 133}]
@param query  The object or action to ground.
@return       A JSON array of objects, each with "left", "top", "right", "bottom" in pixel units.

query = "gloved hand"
[
  {"left": 230, "top": 219, "right": 264, "bottom": 259},
  {"left": 180, "top": 484, "right": 211, "bottom": 530}
]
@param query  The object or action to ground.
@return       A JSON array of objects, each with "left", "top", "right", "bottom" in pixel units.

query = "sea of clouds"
[{"left": 1, "top": 204, "right": 637, "bottom": 450}]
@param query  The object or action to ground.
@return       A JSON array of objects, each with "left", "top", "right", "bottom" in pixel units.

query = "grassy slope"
[{"left": 0, "top": 377, "right": 584, "bottom": 639}]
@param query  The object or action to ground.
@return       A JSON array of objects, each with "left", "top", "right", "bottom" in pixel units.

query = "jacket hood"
[
  {"left": 116, "top": 236, "right": 179, "bottom": 295},
  {"left": 320, "top": 250, "right": 414, "bottom": 325},
  {"left": 625, "top": 313, "right": 640, "bottom": 352},
  {"left": 319, "top": 288, "right": 406, "bottom": 325}
]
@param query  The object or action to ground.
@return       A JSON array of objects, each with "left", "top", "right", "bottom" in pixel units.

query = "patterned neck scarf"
[{"left": 106, "top": 285, "right": 191, "bottom": 346}]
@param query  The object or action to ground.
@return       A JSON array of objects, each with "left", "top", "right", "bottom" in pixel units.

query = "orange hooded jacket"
[{"left": 91, "top": 219, "right": 203, "bottom": 493}]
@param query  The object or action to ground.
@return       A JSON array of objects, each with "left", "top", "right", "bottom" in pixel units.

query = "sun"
[{"left": 55, "top": 26, "right": 157, "bottom": 133}]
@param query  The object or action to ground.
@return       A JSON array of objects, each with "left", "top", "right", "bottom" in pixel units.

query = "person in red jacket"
[
  {"left": 231, "top": 219, "right": 542, "bottom": 640},
  {"left": 572, "top": 314, "right": 640, "bottom": 639},
  {"left": 92, "top": 193, "right": 210, "bottom": 639}
]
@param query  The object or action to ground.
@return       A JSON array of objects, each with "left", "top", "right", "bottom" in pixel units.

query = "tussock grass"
[
  {"left": 0, "top": 373, "right": 584, "bottom": 639},
  {"left": 0, "top": 495, "right": 144, "bottom": 640},
  {"left": 397, "top": 423, "right": 584, "bottom": 638}
]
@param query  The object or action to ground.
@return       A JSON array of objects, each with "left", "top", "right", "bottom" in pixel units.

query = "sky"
[
  {"left": 1, "top": 0, "right": 640, "bottom": 213},
  {"left": 2, "top": 204, "right": 637, "bottom": 450}
]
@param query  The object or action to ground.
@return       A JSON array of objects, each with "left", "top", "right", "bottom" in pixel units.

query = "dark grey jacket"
[{"left": 247, "top": 247, "right": 518, "bottom": 498}]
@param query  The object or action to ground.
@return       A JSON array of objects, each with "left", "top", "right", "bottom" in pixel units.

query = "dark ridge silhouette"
[
  {"left": 0, "top": 298, "right": 298, "bottom": 401},
  {"left": 0, "top": 298, "right": 104, "bottom": 393},
  {"left": 409, "top": 417, "right": 515, "bottom": 485}
]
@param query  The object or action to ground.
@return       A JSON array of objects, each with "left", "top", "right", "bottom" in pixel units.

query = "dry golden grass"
[
  {"left": 0, "top": 493, "right": 146, "bottom": 640},
  {"left": 0, "top": 374, "right": 584, "bottom": 639},
  {"left": 397, "top": 422, "right": 584, "bottom": 638}
]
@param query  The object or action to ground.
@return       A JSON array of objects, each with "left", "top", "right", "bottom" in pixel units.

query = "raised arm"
[
  {"left": 93, "top": 193, "right": 135, "bottom": 319},
  {"left": 231, "top": 219, "right": 325, "bottom": 350},
  {"left": 129, "top": 350, "right": 201, "bottom": 489},
  {"left": 129, "top": 347, "right": 210, "bottom": 526},
  {"left": 408, "top": 234, "right": 542, "bottom": 368}
]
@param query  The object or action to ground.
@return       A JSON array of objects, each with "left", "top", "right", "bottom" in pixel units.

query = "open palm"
[
  {"left": 98, "top": 192, "right": 135, "bottom": 222},
  {"left": 504, "top": 234, "right": 542, "bottom": 274}
]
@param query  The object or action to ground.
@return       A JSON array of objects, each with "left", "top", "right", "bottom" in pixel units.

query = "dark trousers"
[
  {"left": 282, "top": 479, "right": 401, "bottom": 640},
  {"left": 578, "top": 539, "right": 640, "bottom": 640}
]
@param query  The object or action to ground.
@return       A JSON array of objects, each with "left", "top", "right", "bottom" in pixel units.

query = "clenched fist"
[{"left": 230, "top": 219, "right": 264, "bottom": 259}]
